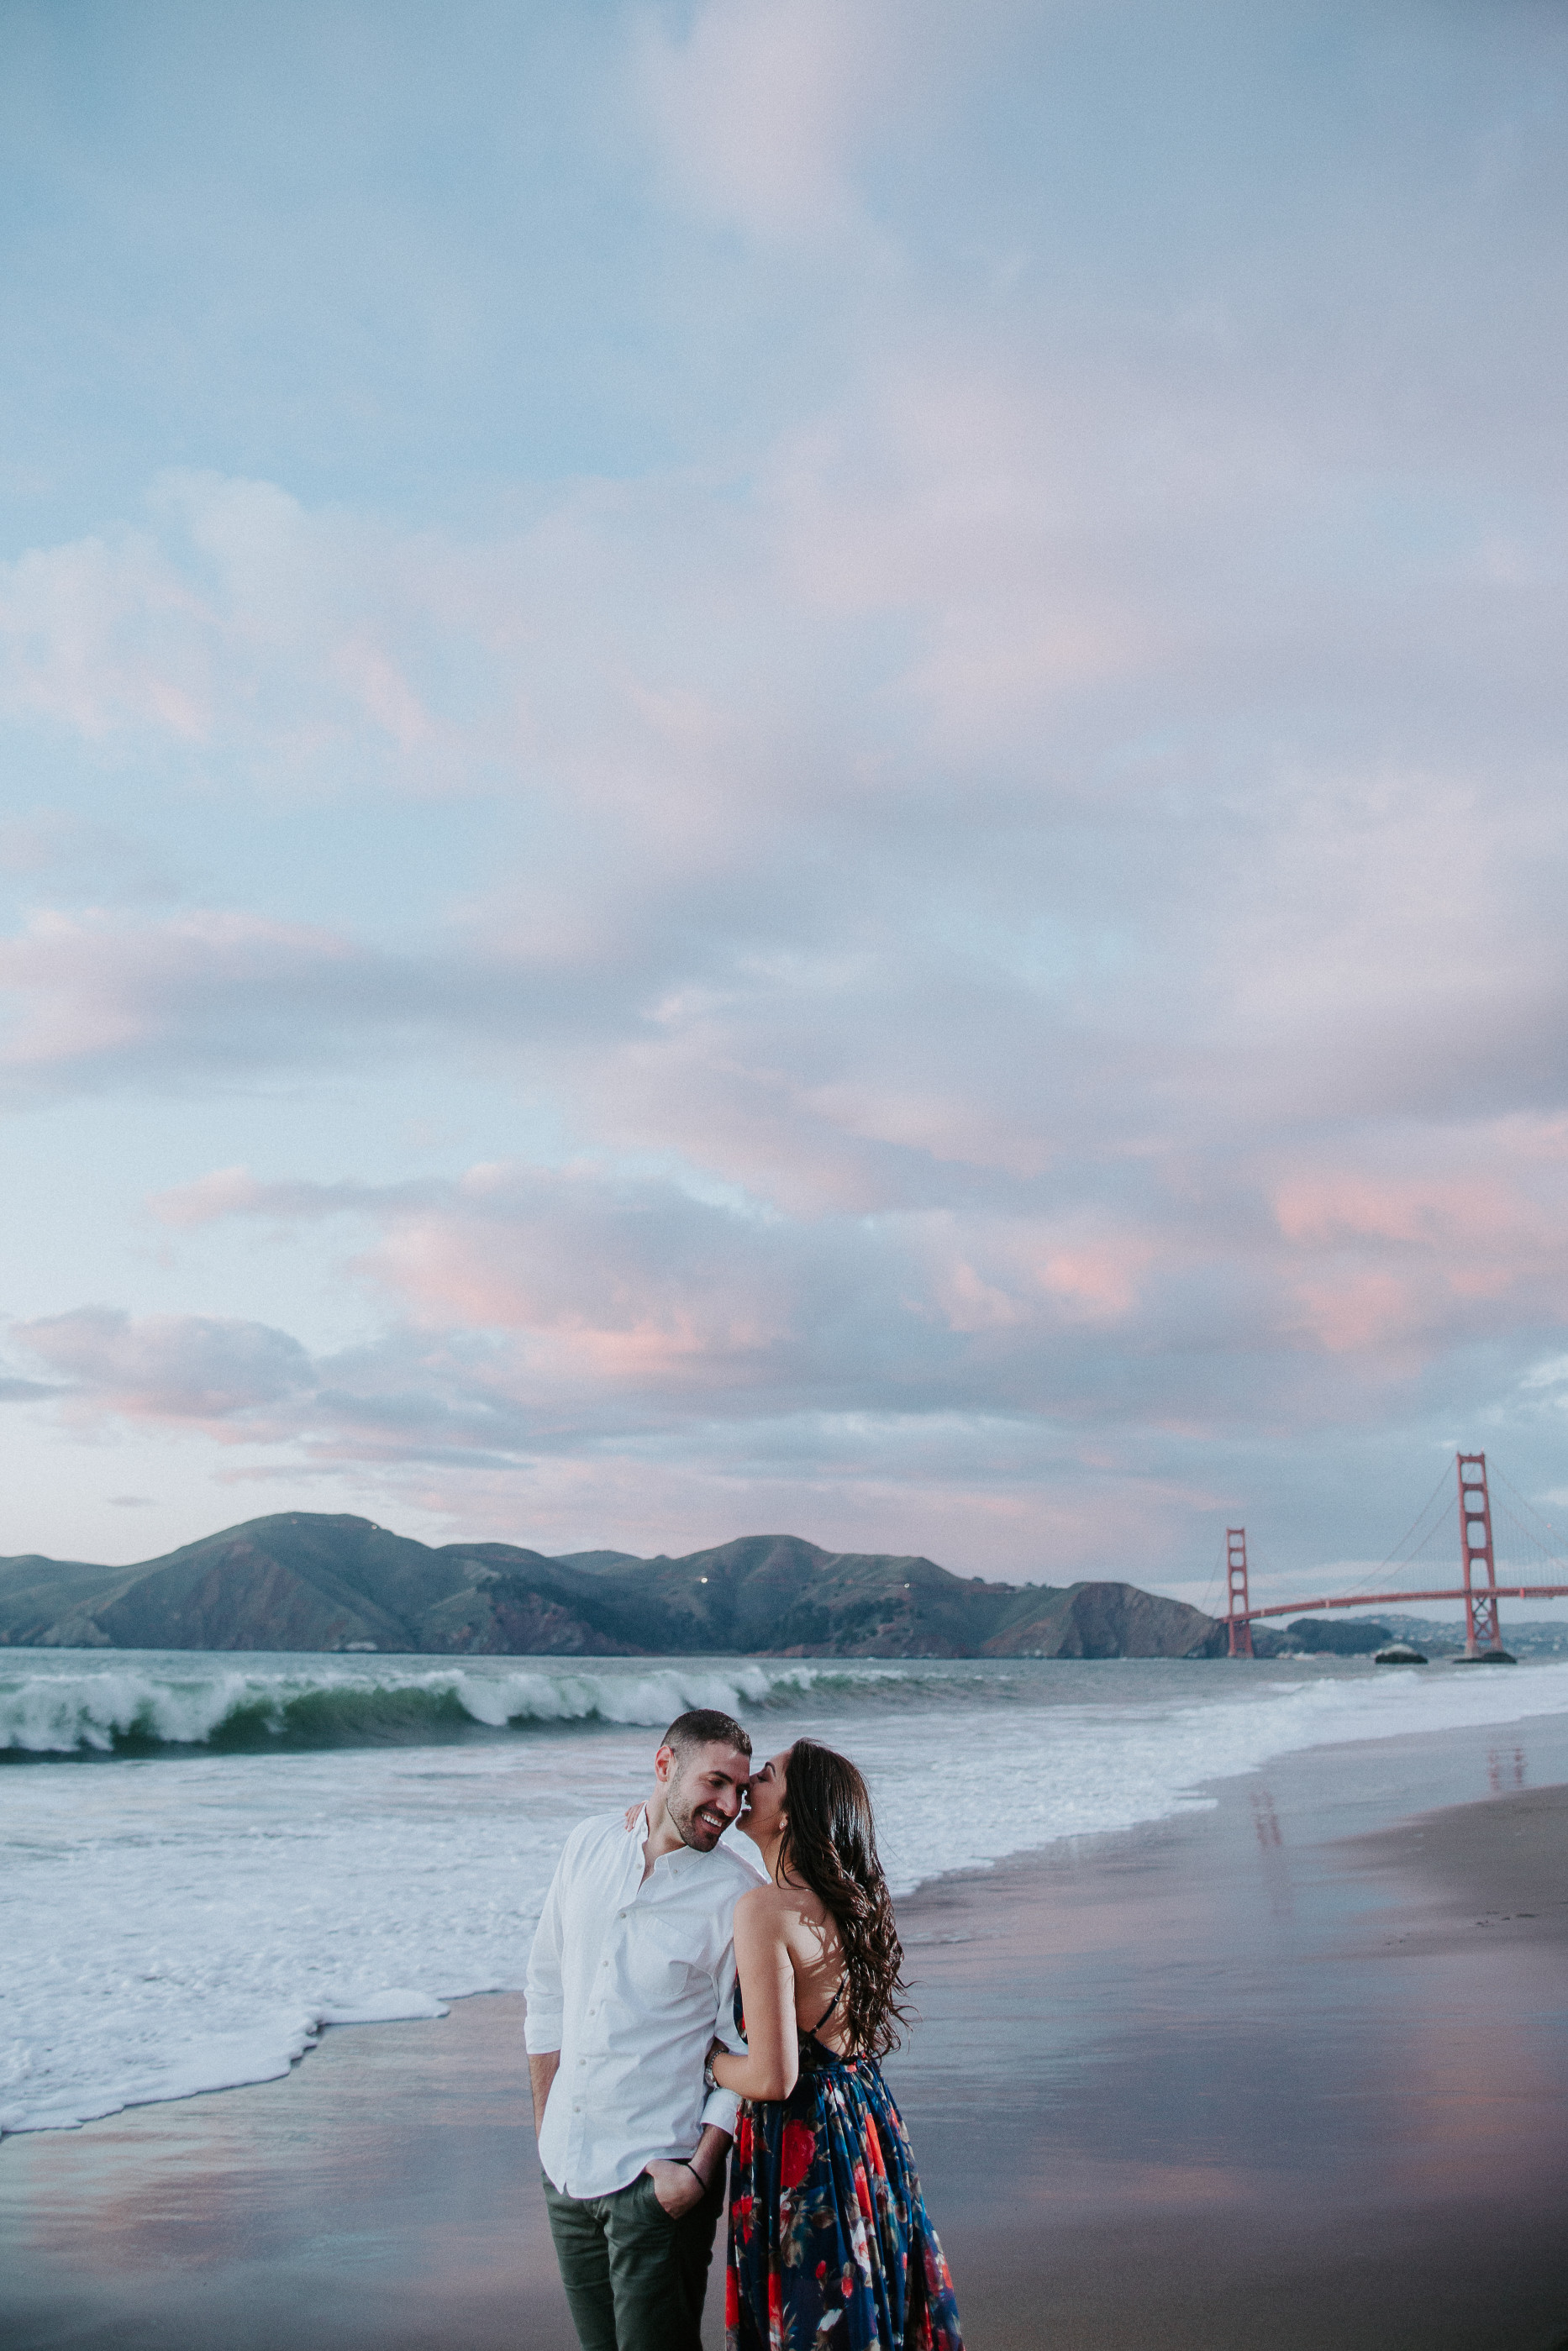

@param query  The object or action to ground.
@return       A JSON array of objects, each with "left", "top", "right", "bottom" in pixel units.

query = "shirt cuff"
[
  {"left": 524, "top": 2008, "right": 563, "bottom": 2054},
  {"left": 701, "top": 2084, "right": 740, "bottom": 2136}
]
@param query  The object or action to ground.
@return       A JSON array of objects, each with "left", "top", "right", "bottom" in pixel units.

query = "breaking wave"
[
  {"left": 0, "top": 1656, "right": 904, "bottom": 1759},
  {"left": 10, "top": 1649, "right": 1568, "bottom": 2134}
]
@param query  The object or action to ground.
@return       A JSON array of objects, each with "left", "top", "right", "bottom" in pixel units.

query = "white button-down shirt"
[{"left": 524, "top": 1807, "right": 756, "bottom": 2198}]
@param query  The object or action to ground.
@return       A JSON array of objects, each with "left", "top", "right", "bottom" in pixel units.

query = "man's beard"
[{"left": 667, "top": 1778, "right": 727, "bottom": 1849}]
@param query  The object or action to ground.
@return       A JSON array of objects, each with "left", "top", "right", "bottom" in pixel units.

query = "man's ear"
[{"left": 654, "top": 1743, "right": 675, "bottom": 1786}]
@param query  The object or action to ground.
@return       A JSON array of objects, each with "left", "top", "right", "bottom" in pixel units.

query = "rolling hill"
[{"left": 0, "top": 1513, "right": 1228, "bottom": 1659}]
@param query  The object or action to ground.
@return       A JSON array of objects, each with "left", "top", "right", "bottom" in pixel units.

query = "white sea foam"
[
  {"left": 0, "top": 1655, "right": 846, "bottom": 1754},
  {"left": 866, "top": 1655, "right": 1568, "bottom": 1891},
  {"left": 6, "top": 1649, "right": 1568, "bottom": 2138}
]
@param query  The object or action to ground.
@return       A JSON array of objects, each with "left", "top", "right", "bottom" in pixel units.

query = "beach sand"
[
  {"left": 902, "top": 1733, "right": 1568, "bottom": 2351},
  {"left": 5, "top": 1705, "right": 1568, "bottom": 2350}
]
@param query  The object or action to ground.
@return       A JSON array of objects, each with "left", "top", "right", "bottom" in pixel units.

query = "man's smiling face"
[{"left": 659, "top": 1740, "right": 750, "bottom": 1852}]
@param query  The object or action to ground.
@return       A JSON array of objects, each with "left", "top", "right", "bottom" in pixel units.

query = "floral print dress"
[{"left": 724, "top": 1985, "right": 965, "bottom": 2351}]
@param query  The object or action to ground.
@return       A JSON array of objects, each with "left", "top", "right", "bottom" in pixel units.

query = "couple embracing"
[{"left": 525, "top": 1707, "right": 964, "bottom": 2351}]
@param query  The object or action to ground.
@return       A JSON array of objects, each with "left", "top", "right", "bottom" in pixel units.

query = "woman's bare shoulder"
[
  {"left": 748, "top": 1875, "right": 836, "bottom": 1931},
  {"left": 734, "top": 1879, "right": 830, "bottom": 1936},
  {"left": 734, "top": 1880, "right": 793, "bottom": 1922}
]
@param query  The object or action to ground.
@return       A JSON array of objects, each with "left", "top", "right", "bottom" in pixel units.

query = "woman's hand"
[
  {"left": 622, "top": 1802, "right": 641, "bottom": 1833},
  {"left": 645, "top": 2158, "right": 709, "bottom": 2218}
]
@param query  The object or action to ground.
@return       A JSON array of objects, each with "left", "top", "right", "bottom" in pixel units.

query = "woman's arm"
[{"left": 708, "top": 1891, "right": 799, "bottom": 2103}]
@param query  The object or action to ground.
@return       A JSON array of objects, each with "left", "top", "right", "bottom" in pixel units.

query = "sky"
[{"left": 3, "top": 0, "right": 1568, "bottom": 1619}]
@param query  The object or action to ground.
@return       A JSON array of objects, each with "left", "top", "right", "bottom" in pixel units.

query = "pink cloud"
[
  {"left": 18, "top": 1308, "right": 313, "bottom": 1428},
  {"left": 1035, "top": 1241, "right": 1158, "bottom": 1324},
  {"left": 128, "top": 1121, "right": 1568, "bottom": 1451},
  {"left": 0, "top": 474, "right": 479, "bottom": 792},
  {"left": 0, "top": 908, "right": 360, "bottom": 1080},
  {"left": 1273, "top": 1170, "right": 1556, "bottom": 1257},
  {"left": 913, "top": 1214, "right": 1162, "bottom": 1334},
  {"left": 1269, "top": 1140, "right": 1568, "bottom": 1360},
  {"left": 634, "top": 0, "right": 908, "bottom": 242},
  {"left": 150, "top": 1166, "right": 284, "bottom": 1228},
  {"left": 0, "top": 527, "right": 214, "bottom": 742},
  {"left": 1285, "top": 1270, "right": 1425, "bottom": 1357},
  {"left": 356, "top": 1171, "right": 797, "bottom": 1389}
]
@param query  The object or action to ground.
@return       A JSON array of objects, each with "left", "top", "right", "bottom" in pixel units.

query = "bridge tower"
[
  {"left": 1226, "top": 1527, "right": 1254, "bottom": 1658},
  {"left": 1456, "top": 1454, "right": 1503, "bottom": 1657}
]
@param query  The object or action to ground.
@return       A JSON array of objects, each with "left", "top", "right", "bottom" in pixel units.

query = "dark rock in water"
[
  {"left": 1450, "top": 1647, "right": 1518, "bottom": 1665},
  {"left": 1372, "top": 1643, "right": 1428, "bottom": 1665}
]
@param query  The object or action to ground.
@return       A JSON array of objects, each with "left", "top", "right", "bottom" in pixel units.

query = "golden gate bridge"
[{"left": 1223, "top": 1452, "right": 1568, "bottom": 1660}]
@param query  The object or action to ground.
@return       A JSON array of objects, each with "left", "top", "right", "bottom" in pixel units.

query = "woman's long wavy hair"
[{"left": 778, "top": 1739, "right": 910, "bottom": 2059}]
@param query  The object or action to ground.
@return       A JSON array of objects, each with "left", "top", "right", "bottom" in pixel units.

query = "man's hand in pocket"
[{"left": 645, "top": 2158, "right": 708, "bottom": 2218}]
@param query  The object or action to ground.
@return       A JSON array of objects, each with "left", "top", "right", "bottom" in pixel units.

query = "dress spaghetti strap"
[{"left": 808, "top": 1978, "right": 844, "bottom": 2036}]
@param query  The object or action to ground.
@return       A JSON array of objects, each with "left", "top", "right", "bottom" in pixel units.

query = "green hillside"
[{"left": 0, "top": 1513, "right": 1226, "bottom": 1659}]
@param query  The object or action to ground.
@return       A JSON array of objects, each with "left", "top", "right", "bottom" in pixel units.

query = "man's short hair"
[{"left": 661, "top": 1707, "right": 751, "bottom": 1761}]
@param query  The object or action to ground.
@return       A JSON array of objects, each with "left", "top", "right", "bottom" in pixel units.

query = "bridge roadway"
[{"left": 1234, "top": 1583, "right": 1568, "bottom": 1622}]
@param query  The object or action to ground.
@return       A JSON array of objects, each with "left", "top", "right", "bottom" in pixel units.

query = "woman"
[{"left": 708, "top": 1739, "right": 964, "bottom": 2351}]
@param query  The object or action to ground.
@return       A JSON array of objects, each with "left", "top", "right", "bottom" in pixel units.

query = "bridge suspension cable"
[
  {"left": 1195, "top": 1534, "right": 1227, "bottom": 1624},
  {"left": 1303, "top": 1459, "right": 1456, "bottom": 1611},
  {"left": 1489, "top": 1463, "right": 1568, "bottom": 1583},
  {"left": 1373, "top": 1460, "right": 1458, "bottom": 1578}
]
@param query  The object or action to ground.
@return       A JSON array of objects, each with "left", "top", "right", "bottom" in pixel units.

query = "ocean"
[{"left": 8, "top": 1646, "right": 1568, "bottom": 2141}]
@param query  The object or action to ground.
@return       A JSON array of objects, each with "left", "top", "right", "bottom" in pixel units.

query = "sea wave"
[
  {"left": 9, "top": 1652, "right": 1568, "bottom": 2136},
  {"left": 0, "top": 1656, "right": 904, "bottom": 1758}
]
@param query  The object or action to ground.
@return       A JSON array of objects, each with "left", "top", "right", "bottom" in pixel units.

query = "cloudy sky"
[{"left": 3, "top": 0, "right": 1567, "bottom": 1615}]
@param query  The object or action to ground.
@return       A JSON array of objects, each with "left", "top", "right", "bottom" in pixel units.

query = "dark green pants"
[{"left": 542, "top": 2168, "right": 723, "bottom": 2351}]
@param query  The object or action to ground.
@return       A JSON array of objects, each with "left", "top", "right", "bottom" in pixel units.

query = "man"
[{"left": 525, "top": 1707, "right": 757, "bottom": 2351}]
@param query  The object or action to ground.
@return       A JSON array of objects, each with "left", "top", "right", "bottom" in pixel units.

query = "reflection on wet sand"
[{"left": 893, "top": 1720, "right": 1568, "bottom": 2348}]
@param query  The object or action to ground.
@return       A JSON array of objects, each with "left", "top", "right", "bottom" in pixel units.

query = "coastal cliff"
[{"left": 0, "top": 1514, "right": 1226, "bottom": 1659}]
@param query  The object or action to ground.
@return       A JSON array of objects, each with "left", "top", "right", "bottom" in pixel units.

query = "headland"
[{"left": 0, "top": 1510, "right": 1225, "bottom": 1659}]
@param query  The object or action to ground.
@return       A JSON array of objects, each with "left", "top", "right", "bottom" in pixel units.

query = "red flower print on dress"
[
  {"left": 737, "top": 2113, "right": 754, "bottom": 2164},
  {"left": 780, "top": 2121, "right": 816, "bottom": 2189}
]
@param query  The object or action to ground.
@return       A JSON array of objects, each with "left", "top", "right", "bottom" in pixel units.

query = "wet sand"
[
  {"left": 5, "top": 1707, "right": 1568, "bottom": 2350},
  {"left": 902, "top": 1732, "right": 1568, "bottom": 2351}
]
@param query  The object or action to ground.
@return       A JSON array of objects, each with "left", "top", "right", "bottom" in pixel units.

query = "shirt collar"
[{"left": 629, "top": 1807, "right": 687, "bottom": 1884}]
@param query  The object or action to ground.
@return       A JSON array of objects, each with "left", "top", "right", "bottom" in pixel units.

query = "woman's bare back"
[{"left": 739, "top": 1879, "right": 854, "bottom": 2054}]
